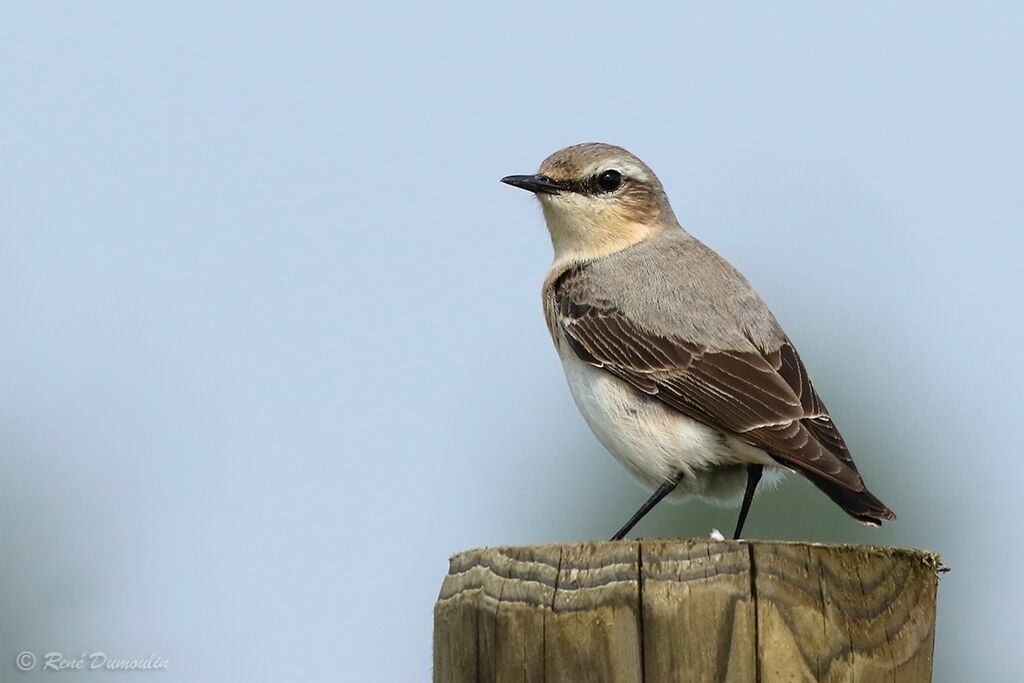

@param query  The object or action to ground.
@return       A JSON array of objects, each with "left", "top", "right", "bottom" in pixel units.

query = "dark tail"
[{"left": 802, "top": 470, "right": 897, "bottom": 526}]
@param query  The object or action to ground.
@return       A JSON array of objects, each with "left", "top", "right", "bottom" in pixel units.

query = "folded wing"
[{"left": 554, "top": 266, "right": 895, "bottom": 524}]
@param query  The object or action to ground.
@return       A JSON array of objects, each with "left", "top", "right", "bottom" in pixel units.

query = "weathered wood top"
[{"left": 434, "top": 539, "right": 942, "bottom": 683}]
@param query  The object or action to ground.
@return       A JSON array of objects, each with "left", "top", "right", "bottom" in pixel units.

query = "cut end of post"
[{"left": 434, "top": 539, "right": 941, "bottom": 683}]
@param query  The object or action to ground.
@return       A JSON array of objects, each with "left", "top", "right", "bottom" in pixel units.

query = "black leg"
[
  {"left": 732, "top": 465, "right": 764, "bottom": 540},
  {"left": 610, "top": 473, "right": 681, "bottom": 541}
]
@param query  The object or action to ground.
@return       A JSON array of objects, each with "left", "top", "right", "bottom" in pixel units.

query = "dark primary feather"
[{"left": 554, "top": 265, "right": 896, "bottom": 525}]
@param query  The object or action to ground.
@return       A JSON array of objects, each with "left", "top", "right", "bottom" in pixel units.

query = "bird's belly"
[{"left": 559, "top": 350, "right": 781, "bottom": 504}]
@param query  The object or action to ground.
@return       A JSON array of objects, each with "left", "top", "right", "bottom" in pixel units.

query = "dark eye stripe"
[{"left": 560, "top": 172, "right": 625, "bottom": 196}]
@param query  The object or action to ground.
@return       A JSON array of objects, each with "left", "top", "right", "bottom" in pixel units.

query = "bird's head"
[{"left": 502, "top": 142, "right": 678, "bottom": 262}]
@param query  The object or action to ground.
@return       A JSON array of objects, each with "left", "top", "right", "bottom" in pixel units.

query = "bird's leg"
[
  {"left": 610, "top": 473, "right": 682, "bottom": 541},
  {"left": 732, "top": 464, "right": 764, "bottom": 540}
]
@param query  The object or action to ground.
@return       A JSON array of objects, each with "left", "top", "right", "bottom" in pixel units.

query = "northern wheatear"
[{"left": 502, "top": 142, "right": 895, "bottom": 540}]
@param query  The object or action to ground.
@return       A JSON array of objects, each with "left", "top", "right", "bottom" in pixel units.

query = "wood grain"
[{"left": 434, "top": 540, "right": 940, "bottom": 683}]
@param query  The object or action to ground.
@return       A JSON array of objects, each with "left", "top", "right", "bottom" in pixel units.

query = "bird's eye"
[{"left": 596, "top": 169, "right": 622, "bottom": 193}]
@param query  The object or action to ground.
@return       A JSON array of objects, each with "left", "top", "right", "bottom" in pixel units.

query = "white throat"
[{"left": 540, "top": 199, "right": 657, "bottom": 264}]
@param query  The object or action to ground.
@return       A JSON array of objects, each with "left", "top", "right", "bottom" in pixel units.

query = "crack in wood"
[{"left": 434, "top": 540, "right": 939, "bottom": 683}]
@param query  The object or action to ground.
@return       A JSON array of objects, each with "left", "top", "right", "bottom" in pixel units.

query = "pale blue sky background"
[{"left": 2, "top": 3, "right": 1022, "bottom": 681}]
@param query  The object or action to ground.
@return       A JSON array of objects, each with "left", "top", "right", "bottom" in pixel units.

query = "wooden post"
[{"left": 434, "top": 540, "right": 941, "bottom": 683}]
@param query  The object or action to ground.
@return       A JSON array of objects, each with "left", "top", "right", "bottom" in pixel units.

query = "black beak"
[{"left": 500, "top": 174, "right": 562, "bottom": 195}]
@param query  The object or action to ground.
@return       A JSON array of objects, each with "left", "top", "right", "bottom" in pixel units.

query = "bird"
[{"left": 500, "top": 142, "right": 895, "bottom": 540}]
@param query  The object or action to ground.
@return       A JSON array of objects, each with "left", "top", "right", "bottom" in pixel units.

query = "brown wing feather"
[{"left": 555, "top": 272, "right": 869, "bottom": 492}]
